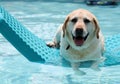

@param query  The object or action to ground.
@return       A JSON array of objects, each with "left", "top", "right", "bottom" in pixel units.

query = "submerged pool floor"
[{"left": 0, "top": 1, "right": 120, "bottom": 84}]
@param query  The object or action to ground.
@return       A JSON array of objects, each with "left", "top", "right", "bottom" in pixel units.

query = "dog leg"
[
  {"left": 46, "top": 36, "right": 60, "bottom": 48},
  {"left": 71, "top": 62, "right": 86, "bottom": 75},
  {"left": 91, "top": 57, "right": 105, "bottom": 71},
  {"left": 47, "top": 26, "right": 62, "bottom": 48}
]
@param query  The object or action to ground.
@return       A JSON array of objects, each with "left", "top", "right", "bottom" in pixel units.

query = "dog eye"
[
  {"left": 71, "top": 18, "right": 77, "bottom": 23},
  {"left": 84, "top": 18, "right": 90, "bottom": 24}
]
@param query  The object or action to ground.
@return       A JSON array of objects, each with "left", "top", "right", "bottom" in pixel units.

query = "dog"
[{"left": 47, "top": 9, "right": 105, "bottom": 75}]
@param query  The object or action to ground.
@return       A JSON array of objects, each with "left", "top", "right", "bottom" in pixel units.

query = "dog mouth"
[{"left": 72, "top": 33, "right": 89, "bottom": 46}]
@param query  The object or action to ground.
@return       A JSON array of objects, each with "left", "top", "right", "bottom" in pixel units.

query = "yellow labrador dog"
[{"left": 47, "top": 9, "right": 105, "bottom": 75}]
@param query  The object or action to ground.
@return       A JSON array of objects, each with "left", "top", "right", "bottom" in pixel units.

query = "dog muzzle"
[{"left": 72, "top": 33, "right": 89, "bottom": 46}]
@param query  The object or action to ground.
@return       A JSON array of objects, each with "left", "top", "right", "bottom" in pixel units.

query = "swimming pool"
[{"left": 0, "top": 0, "right": 120, "bottom": 84}]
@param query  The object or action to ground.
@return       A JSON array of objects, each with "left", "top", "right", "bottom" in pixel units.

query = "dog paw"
[
  {"left": 46, "top": 42, "right": 56, "bottom": 48},
  {"left": 91, "top": 66, "right": 101, "bottom": 71},
  {"left": 74, "top": 70, "right": 86, "bottom": 76}
]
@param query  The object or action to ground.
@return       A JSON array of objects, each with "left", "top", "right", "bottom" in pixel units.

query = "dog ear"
[
  {"left": 93, "top": 18, "right": 100, "bottom": 39},
  {"left": 62, "top": 16, "right": 69, "bottom": 37}
]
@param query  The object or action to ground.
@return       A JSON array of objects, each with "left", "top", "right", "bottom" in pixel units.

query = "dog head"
[{"left": 62, "top": 9, "right": 100, "bottom": 47}]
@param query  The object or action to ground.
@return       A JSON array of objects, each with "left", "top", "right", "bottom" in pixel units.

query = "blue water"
[{"left": 0, "top": 1, "right": 120, "bottom": 84}]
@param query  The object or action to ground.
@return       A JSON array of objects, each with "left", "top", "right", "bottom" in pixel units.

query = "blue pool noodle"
[{"left": 0, "top": 6, "right": 120, "bottom": 66}]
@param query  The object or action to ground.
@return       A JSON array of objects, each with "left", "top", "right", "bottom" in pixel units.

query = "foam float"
[{"left": 0, "top": 6, "right": 120, "bottom": 67}]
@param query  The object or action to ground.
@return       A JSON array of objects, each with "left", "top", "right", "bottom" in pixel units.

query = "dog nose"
[{"left": 75, "top": 28, "right": 83, "bottom": 37}]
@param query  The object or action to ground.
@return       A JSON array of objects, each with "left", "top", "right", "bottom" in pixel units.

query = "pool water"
[{"left": 0, "top": 0, "right": 120, "bottom": 84}]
